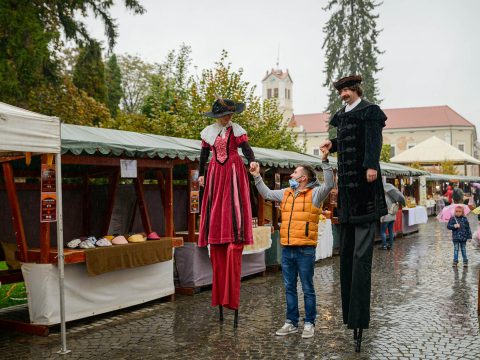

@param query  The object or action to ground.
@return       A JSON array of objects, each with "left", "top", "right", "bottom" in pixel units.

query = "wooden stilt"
[
  {"left": 2, "top": 162, "right": 28, "bottom": 262},
  {"left": 234, "top": 309, "right": 239, "bottom": 328},
  {"left": 102, "top": 169, "right": 120, "bottom": 235},
  {"left": 134, "top": 172, "right": 153, "bottom": 234},
  {"left": 355, "top": 329, "right": 363, "bottom": 353}
]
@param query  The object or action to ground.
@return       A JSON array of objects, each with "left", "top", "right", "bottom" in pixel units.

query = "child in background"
[{"left": 447, "top": 206, "right": 471, "bottom": 267}]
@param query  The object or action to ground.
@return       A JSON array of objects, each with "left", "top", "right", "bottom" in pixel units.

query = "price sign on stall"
[
  {"left": 40, "top": 164, "right": 57, "bottom": 222},
  {"left": 190, "top": 170, "right": 200, "bottom": 213}
]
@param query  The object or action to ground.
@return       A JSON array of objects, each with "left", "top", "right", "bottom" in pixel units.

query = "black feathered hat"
[{"left": 204, "top": 97, "right": 245, "bottom": 118}]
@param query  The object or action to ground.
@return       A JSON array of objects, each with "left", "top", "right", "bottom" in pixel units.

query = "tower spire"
[{"left": 276, "top": 44, "right": 280, "bottom": 69}]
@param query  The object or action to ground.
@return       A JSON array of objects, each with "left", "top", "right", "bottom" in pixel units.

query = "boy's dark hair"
[{"left": 299, "top": 164, "right": 317, "bottom": 183}]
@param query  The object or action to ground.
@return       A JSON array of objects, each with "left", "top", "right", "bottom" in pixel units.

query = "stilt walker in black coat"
[{"left": 321, "top": 75, "right": 388, "bottom": 352}]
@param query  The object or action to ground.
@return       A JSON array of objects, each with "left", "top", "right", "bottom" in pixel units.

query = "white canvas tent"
[
  {"left": 391, "top": 136, "right": 480, "bottom": 166},
  {"left": 0, "top": 102, "right": 68, "bottom": 354},
  {"left": 0, "top": 102, "right": 60, "bottom": 154}
]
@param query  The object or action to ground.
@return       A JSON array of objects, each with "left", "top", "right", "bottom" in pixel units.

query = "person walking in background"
[
  {"left": 379, "top": 182, "right": 406, "bottom": 250},
  {"left": 444, "top": 185, "right": 453, "bottom": 205},
  {"left": 447, "top": 206, "right": 471, "bottom": 268}
]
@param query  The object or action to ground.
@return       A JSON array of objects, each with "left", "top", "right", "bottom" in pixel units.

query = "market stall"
[
  {"left": 0, "top": 122, "right": 196, "bottom": 332},
  {"left": 0, "top": 102, "right": 67, "bottom": 347},
  {"left": 391, "top": 136, "right": 480, "bottom": 176}
]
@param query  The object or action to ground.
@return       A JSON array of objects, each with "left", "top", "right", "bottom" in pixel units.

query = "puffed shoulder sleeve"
[
  {"left": 235, "top": 134, "right": 249, "bottom": 145},
  {"left": 363, "top": 105, "right": 387, "bottom": 169}
]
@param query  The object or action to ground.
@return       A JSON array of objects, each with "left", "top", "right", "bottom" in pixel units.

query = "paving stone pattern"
[{"left": 0, "top": 218, "right": 479, "bottom": 359}]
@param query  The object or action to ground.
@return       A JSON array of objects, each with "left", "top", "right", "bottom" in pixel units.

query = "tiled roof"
[
  {"left": 290, "top": 105, "right": 475, "bottom": 133},
  {"left": 262, "top": 68, "right": 292, "bottom": 82}
]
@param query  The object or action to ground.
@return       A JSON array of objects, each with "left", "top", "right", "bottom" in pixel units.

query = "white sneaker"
[
  {"left": 275, "top": 322, "right": 298, "bottom": 336},
  {"left": 302, "top": 322, "right": 314, "bottom": 338}
]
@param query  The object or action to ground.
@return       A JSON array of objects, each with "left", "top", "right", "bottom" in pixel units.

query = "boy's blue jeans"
[
  {"left": 453, "top": 241, "right": 468, "bottom": 263},
  {"left": 380, "top": 221, "right": 395, "bottom": 248},
  {"left": 281, "top": 246, "right": 316, "bottom": 327}
]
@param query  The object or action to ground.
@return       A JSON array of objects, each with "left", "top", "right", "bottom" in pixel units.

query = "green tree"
[
  {"left": 439, "top": 160, "right": 458, "bottom": 175},
  {"left": 28, "top": 76, "right": 111, "bottom": 126},
  {"left": 105, "top": 54, "right": 123, "bottom": 117},
  {"left": 408, "top": 162, "right": 425, "bottom": 171},
  {"left": 322, "top": 0, "right": 383, "bottom": 135},
  {"left": 118, "top": 54, "right": 156, "bottom": 114},
  {"left": 37, "top": 0, "right": 145, "bottom": 49},
  {"left": 73, "top": 41, "right": 107, "bottom": 105},
  {"left": 142, "top": 44, "right": 192, "bottom": 119},
  {"left": 0, "top": 0, "right": 59, "bottom": 106},
  {"left": 147, "top": 50, "right": 301, "bottom": 151},
  {"left": 0, "top": 0, "right": 144, "bottom": 108},
  {"left": 380, "top": 144, "right": 391, "bottom": 163}
]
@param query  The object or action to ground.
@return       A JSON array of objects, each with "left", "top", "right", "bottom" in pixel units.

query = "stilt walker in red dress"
[{"left": 198, "top": 98, "right": 256, "bottom": 328}]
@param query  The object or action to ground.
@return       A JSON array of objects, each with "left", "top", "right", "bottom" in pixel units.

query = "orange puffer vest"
[{"left": 279, "top": 187, "right": 321, "bottom": 246}]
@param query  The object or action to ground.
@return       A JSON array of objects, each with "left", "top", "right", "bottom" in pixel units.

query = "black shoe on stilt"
[
  {"left": 353, "top": 328, "right": 358, "bottom": 340},
  {"left": 355, "top": 329, "right": 363, "bottom": 353},
  {"left": 233, "top": 309, "right": 239, "bottom": 328},
  {"left": 219, "top": 305, "right": 224, "bottom": 322}
]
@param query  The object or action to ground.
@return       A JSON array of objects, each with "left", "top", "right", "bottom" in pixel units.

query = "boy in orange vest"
[{"left": 250, "top": 150, "right": 333, "bottom": 338}]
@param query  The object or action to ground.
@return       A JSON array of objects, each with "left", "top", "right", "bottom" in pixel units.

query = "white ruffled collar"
[{"left": 200, "top": 122, "right": 247, "bottom": 146}]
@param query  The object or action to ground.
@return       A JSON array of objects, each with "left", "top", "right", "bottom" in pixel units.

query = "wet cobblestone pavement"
[{"left": 1, "top": 218, "right": 479, "bottom": 359}]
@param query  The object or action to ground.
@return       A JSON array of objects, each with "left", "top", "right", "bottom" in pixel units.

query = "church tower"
[{"left": 261, "top": 65, "right": 293, "bottom": 124}]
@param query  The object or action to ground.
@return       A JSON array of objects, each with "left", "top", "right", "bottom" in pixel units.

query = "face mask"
[{"left": 289, "top": 176, "right": 303, "bottom": 190}]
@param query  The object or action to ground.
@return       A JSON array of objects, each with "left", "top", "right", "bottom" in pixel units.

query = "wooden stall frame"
[{"left": 2, "top": 155, "right": 185, "bottom": 265}]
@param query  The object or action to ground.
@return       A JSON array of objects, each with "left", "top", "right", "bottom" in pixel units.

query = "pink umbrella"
[
  {"left": 436, "top": 203, "right": 471, "bottom": 223},
  {"left": 472, "top": 183, "right": 480, "bottom": 189}
]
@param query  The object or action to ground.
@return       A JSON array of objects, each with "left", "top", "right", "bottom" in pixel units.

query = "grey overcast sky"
[{"left": 86, "top": 0, "right": 480, "bottom": 130}]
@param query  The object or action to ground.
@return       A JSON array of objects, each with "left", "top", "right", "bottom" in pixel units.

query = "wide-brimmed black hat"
[
  {"left": 204, "top": 98, "right": 245, "bottom": 118},
  {"left": 333, "top": 75, "right": 362, "bottom": 91}
]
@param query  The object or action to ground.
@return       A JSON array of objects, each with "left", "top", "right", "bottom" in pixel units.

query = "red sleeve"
[
  {"left": 235, "top": 134, "right": 249, "bottom": 145},
  {"left": 201, "top": 140, "right": 210, "bottom": 148}
]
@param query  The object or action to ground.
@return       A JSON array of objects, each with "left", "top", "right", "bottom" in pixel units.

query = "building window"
[
  {"left": 267, "top": 89, "right": 272, "bottom": 99},
  {"left": 407, "top": 143, "right": 416, "bottom": 149},
  {"left": 445, "top": 133, "right": 451, "bottom": 144},
  {"left": 458, "top": 143, "right": 465, "bottom": 152},
  {"left": 390, "top": 144, "right": 396, "bottom": 158},
  {"left": 285, "top": 88, "right": 288, "bottom": 99},
  {"left": 288, "top": 89, "right": 291, "bottom": 99},
  {"left": 313, "top": 149, "right": 319, "bottom": 156},
  {"left": 274, "top": 88, "right": 279, "bottom": 98}
]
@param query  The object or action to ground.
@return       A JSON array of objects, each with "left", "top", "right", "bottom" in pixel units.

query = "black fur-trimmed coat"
[{"left": 330, "top": 100, "right": 388, "bottom": 224}]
